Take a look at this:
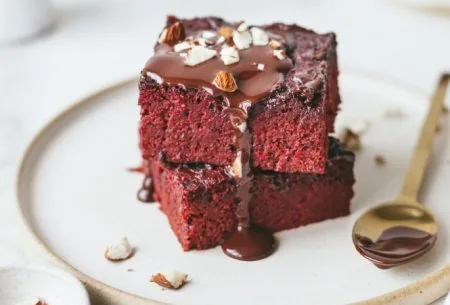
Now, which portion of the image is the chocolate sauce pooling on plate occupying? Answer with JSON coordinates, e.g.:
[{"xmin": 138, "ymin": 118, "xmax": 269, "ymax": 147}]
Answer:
[
  {"xmin": 355, "ymin": 226, "xmax": 436, "ymax": 269},
  {"xmin": 144, "ymin": 23, "xmax": 293, "ymax": 261}
]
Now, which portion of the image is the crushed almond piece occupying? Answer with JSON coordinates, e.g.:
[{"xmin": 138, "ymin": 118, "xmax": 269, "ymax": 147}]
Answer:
[
  {"xmin": 251, "ymin": 27, "xmax": 269, "ymax": 45},
  {"xmin": 216, "ymin": 36, "xmax": 226, "ymax": 44},
  {"xmin": 268, "ymin": 40, "xmax": 282, "ymax": 49},
  {"xmin": 384, "ymin": 107, "xmax": 406, "ymax": 119},
  {"xmin": 220, "ymin": 46, "xmax": 239, "ymax": 65},
  {"xmin": 339, "ymin": 128, "xmax": 361, "ymax": 151},
  {"xmin": 150, "ymin": 271, "xmax": 188, "ymax": 290},
  {"xmin": 348, "ymin": 118, "xmax": 369, "ymax": 135},
  {"xmin": 233, "ymin": 30, "xmax": 252, "ymax": 50},
  {"xmin": 213, "ymin": 71, "xmax": 238, "ymax": 92},
  {"xmin": 173, "ymin": 41, "xmax": 191, "ymax": 52},
  {"xmin": 158, "ymin": 22, "xmax": 185, "ymax": 45},
  {"xmin": 104, "ymin": 237, "xmax": 134, "ymax": 262},
  {"xmin": 230, "ymin": 151, "xmax": 243, "ymax": 178},
  {"xmin": 184, "ymin": 46, "xmax": 217, "ymax": 66},
  {"xmin": 237, "ymin": 22, "xmax": 249, "ymax": 31},
  {"xmin": 218, "ymin": 26, "xmax": 234, "ymax": 39},
  {"xmin": 374, "ymin": 155, "xmax": 386, "ymax": 166},
  {"xmin": 16, "ymin": 298, "xmax": 47, "ymax": 305},
  {"xmin": 273, "ymin": 49, "xmax": 286, "ymax": 60},
  {"xmin": 202, "ymin": 31, "xmax": 216, "ymax": 39}
]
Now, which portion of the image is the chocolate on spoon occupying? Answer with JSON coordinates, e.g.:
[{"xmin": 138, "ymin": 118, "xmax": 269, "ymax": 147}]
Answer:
[{"xmin": 352, "ymin": 73, "xmax": 449, "ymax": 269}]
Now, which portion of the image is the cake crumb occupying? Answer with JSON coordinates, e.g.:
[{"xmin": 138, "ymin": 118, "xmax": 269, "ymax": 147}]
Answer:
[
  {"xmin": 16, "ymin": 298, "xmax": 47, "ymax": 305},
  {"xmin": 150, "ymin": 271, "xmax": 188, "ymax": 290},
  {"xmin": 127, "ymin": 268, "xmax": 134, "ymax": 272},
  {"xmin": 339, "ymin": 128, "xmax": 361, "ymax": 151},
  {"xmin": 348, "ymin": 118, "xmax": 369, "ymax": 135},
  {"xmin": 374, "ymin": 155, "xmax": 386, "ymax": 166},
  {"xmin": 104, "ymin": 237, "xmax": 134, "ymax": 262},
  {"xmin": 384, "ymin": 107, "xmax": 406, "ymax": 119}
]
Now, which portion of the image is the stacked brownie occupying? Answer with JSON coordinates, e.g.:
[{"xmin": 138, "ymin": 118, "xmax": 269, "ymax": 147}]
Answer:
[{"xmin": 137, "ymin": 16, "xmax": 355, "ymax": 257}]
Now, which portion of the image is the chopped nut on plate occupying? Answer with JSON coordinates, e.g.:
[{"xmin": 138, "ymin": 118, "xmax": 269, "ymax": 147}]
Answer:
[
  {"xmin": 348, "ymin": 118, "xmax": 369, "ymax": 135},
  {"xmin": 374, "ymin": 155, "xmax": 386, "ymax": 166},
  {"xmin": 213, "ymin": 71, "xmax": 238, "ymax": 92},
  {"xmin": 384, "ymin": 107, "xmax": 406, "ymax": 119},
  {"xmin": 150, "ymin": 271, "xmax": 188, "ymax": 290},
  {"xmin": 339, "ymin": 128, "xmax": 361, "ymax": 151},
  {"xmin": 16, "ymin": 298, "xmax": 47, "ymax": 305},
  {"xmin": 104, "ymin": 237, "xmax": 134, "ymax": 262}
]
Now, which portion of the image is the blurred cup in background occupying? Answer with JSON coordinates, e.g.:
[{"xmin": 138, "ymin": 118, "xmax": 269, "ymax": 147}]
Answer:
[{"xmin": 0, "ymin": 0, "xmax": 54, "ymax": 44}]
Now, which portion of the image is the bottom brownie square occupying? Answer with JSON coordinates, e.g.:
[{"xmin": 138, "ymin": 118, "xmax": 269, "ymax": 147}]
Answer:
[{"xmin": 150, "ymin": 138, "xmax": 355, "ymax": 251}]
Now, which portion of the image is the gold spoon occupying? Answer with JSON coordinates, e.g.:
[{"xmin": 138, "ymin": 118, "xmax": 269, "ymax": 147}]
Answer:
[{"xmin": 352, "ymin": 73, "xmax": 450, "ymax": 269}]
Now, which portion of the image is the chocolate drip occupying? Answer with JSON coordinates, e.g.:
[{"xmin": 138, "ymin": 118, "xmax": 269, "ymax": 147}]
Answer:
[
  {"xmin": 137, "ymin": 175, "xmax": 155, "ymax": 203},
  {"xmin": 355, "ymin": 226, "xmax": 436, "ymax": 269}
]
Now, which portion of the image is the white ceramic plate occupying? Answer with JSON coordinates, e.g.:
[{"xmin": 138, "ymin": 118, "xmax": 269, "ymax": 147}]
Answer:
[{"xmin": 16, "ymin": 72, "xmax": 450, "ymax": 305}]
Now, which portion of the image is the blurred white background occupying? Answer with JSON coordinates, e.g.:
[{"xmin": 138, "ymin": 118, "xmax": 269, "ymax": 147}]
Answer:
[{"xmin": 0, "ymin": 0, "xmax": 449, "ymax": 303}]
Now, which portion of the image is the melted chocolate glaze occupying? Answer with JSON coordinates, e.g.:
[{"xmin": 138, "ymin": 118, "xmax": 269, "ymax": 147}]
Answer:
[
  {"xmin": 144, "ymin": 44, "xmax": 293, "ymax": 108},
  {"xmin": 355, "ymin": 226, "xmax": 437, "ymax": 269}
]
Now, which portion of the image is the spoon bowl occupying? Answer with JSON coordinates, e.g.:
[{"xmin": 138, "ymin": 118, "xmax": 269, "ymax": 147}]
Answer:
[
  {"xmin": 352, "ymin": 200, "xmax": 438, "ymax": 269},
  {"xmin": 352, "ymin": 73, "xmax": 449, "ymax": 268}
]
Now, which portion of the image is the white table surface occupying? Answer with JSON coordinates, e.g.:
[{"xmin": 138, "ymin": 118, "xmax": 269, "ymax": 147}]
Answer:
[{"xmin": 1, "ymin": 0, "xmax": 449, "ymax": 304}]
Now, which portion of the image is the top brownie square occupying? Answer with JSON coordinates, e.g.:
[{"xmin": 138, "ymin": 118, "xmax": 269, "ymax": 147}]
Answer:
[{"xmin": 139, "ymin": 16, "xmax": 340, "ymax": 174}]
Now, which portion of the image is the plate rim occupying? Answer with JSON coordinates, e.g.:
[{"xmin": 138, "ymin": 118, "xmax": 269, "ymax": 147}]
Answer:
[{"xmin": 15, "ymin": 70, "xmax": 450, "ymax": 305}]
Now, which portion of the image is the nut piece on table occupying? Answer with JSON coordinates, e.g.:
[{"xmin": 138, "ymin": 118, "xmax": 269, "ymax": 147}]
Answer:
[
  {"xmin": 16, "ymin": 298, "xmax": 47, "ymax": 305},
  {"xmin": 150, "ymin": 271, "xmax": 188, "ymax": 290},
  {"xmin": 104, "ymin": 237, "xmax": 134, "ymax": 262},
  {"xmin": 374, "ymin": 155, "xmax": 386, "ymax": 166},
  {"xmin": 339, "ymin": 128, "xmax": 361, "ymax": 151}
]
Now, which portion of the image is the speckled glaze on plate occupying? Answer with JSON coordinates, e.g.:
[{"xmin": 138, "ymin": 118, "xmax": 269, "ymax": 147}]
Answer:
[{"xmin": 16, "ymin": 71, "xmax": 450, "ymax": 305}]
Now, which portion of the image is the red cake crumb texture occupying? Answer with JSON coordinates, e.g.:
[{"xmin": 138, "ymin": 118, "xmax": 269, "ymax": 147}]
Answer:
[
  {"xmin": 151, "ymin": 138, "xmax": 354, "ymax": 250},
  {"xmin": 139, "ymin": 16, "xmax": 340, "ymax": 174}
]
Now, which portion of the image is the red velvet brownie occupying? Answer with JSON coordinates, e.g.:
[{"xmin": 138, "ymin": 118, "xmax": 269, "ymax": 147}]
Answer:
[
  {"xmin": 139, "ymin": 16, "xmax": 340, "ymax": 174},
  {"xmin": 150, "ymin": 138, "xmax": 354, "ymax": 250}
]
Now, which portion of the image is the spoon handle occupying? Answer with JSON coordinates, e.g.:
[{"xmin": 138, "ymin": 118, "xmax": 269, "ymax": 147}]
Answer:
[{"xmin": 398, "ymin": 73, "xmax": 450, "ymax": 202}]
